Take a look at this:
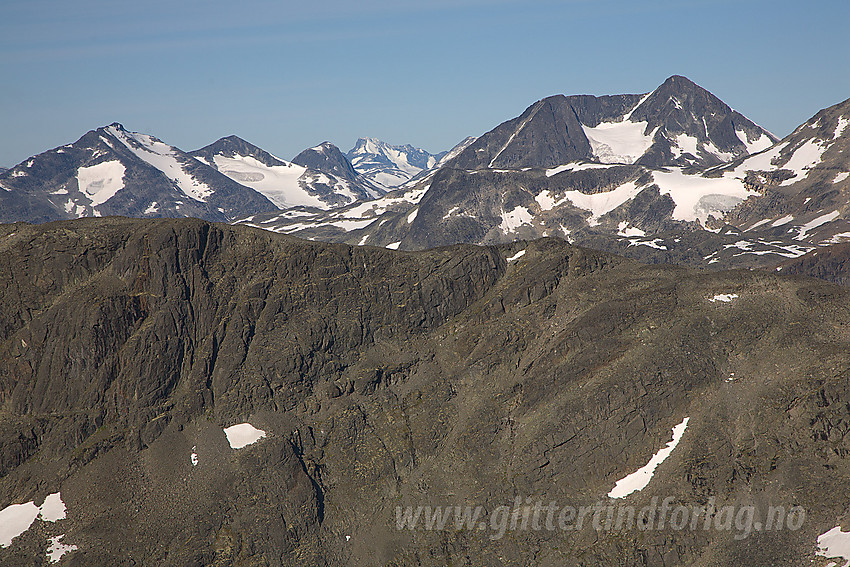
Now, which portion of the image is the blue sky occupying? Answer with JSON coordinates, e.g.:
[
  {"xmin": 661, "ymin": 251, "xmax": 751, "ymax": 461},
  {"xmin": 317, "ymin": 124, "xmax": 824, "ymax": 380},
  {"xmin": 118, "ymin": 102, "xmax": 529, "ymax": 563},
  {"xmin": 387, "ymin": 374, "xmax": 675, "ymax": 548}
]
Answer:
[{"xmin": 2, "ymin": 0, "xmax": 848, "ymax": 166}]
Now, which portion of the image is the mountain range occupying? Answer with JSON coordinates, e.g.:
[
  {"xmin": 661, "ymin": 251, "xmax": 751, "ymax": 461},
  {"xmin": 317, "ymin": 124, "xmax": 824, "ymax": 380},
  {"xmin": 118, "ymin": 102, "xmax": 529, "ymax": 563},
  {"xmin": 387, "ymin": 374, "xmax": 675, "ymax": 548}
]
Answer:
[
  {"xmin": 0, "ymin": 127, "xmax": 452, "ymax": 224},
  {"xmin": 5, "ymin": 75, "xmax": 850, "ymax": 282},
  {"xmin": 239, "ymin": 76, "xmax": 850, "ymax": 278},
  {"xmin": 4, "ymin": 75, "xmax": 850, "ymax": 566},
  {"xmin": 345, "ymin": 137, "xmax": 447, "ymax": 190}
]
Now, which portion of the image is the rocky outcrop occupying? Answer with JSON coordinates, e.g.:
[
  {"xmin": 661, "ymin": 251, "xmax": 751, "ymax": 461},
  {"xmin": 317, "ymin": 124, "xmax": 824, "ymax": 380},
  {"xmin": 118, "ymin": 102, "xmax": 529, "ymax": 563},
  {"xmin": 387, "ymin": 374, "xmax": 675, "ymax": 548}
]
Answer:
[{"xmin": 1, "ymin": 218, "xmax": 850, "ymax": 565}]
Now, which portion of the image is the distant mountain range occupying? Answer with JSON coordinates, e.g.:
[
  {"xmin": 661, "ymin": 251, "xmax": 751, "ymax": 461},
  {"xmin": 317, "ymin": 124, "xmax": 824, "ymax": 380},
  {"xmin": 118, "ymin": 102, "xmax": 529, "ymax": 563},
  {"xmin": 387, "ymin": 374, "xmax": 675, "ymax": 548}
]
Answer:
[
  {"xmin": 0, "ymin": 128, "xmax": 448, "ymax": 224},
  {"xmin": 345, "ymin": 137, "xmax": 447, "ymax": 190},
  {"xmin": 0, "ymin": 124, "xmax": 278, "ymax": 224},
  {"xmin": 3, "ymin": 75, "xmax": 850, "ymax": 281},
  {"xmin": 240, "ymin": 75, "xmax": 850, "ymax": 276}
]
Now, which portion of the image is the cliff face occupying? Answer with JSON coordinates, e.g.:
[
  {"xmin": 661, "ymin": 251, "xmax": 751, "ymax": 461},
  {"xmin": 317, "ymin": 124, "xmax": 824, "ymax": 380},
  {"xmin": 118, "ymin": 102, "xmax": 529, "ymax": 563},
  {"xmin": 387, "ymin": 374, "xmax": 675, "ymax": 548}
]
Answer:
[{"xmin": 1, "ymin": 218, "xmax": 850, "ymax": 566}]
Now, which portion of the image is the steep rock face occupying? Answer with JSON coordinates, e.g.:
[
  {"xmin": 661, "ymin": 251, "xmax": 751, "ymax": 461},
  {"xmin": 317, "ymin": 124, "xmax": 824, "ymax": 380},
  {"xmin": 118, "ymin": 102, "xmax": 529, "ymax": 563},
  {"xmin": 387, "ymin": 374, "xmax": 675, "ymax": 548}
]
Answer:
[
  {"xmin": 449, "ymin": 95, "xmax": 602, "ymax": 169},
  {"xmin": 779, "ymin": 242, "xmax": 850, "ymax": 285},
  {"xmin": 1, "ymin": 219, "xmax": 850, "ymax": 565},
  {"xmin": 631, "ymin": 75, "xmax": 776, "ymax": 168}
]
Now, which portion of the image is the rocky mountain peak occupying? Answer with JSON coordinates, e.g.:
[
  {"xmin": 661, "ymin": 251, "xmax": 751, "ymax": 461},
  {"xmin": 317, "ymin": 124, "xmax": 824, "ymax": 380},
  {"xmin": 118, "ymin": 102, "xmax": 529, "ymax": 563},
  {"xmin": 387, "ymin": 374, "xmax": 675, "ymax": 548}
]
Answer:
[
  {"xmin": 291, "ymin": 142, "xmax": 362, "ymax": 186},
  {"xmin": 192, "ymin": 135, "xmax": 287, "ymax": 168}
]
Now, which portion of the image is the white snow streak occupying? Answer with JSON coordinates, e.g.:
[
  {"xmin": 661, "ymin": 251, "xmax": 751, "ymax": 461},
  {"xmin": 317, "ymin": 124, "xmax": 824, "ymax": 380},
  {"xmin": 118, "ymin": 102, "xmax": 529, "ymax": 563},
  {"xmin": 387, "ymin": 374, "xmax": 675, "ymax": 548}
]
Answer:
[
  {"xmin": 489, "ymin": 103, "xmax": 542, "ymax": 168},
  {"xmin": 796, "ymin": 211, "xmax": 840, "ymax": 240},
  {"xmin": 608, "ymin": 417, "xmax": 689, "ymax": 499},
  {"xmin": 107, "ymin": 126, "xmax": 214, "ymax": 202}
]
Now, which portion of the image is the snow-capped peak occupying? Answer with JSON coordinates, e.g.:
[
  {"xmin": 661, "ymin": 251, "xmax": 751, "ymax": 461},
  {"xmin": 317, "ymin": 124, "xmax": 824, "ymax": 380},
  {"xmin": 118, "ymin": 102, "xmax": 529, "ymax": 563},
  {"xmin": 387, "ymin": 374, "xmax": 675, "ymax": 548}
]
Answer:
[{"xmin": 346, "ymin": 138, "xmax": 447, "ymax": 190}]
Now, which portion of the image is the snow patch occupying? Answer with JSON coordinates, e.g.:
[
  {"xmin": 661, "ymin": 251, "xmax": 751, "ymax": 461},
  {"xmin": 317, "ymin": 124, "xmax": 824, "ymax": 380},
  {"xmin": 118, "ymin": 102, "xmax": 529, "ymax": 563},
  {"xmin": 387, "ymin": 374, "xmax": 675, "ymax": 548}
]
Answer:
[
  {"xmin": 617, "ymin": 221, "xmax": 645, "ymax": 237},
  {"xmin": 608, "ymin": 417, "xmax": 689, "ymax": 499},
  {"xmin": 581, "ymin": 120, "xmax": 658, "ymax": 164},
  {"xmin": 0, "ymin": 502, "xmax": 40, "ymax": 548},
  {"xmin": 47, "ymin": 535, "xmax": 77, "ymax": 563},
  {"xmin": 223, "ymin": 423, "xmax": 267, "ymax": 449},
  {"xmin": 834, "ymin": 172, "xmax": 850, "ymax": 184},
  {"xmin": 670, "ymin": 133, "xmax": 699, "ymax": 160},
  {"xmin": 499, "ymin": 206, "xmax": 534, "ymax": 233},
  {"xmin": 77, "ymin": 160, "xmax": 126, "ymax": 206},
  {"xmin": 406, "ymin": 208, "xmax": 418, "ymax": 224},
  {"xmin": 39, "ymin": 493, "xmax": 67, "ymax": 522},
  {"xmin": 562, "ymin": 181, "xmax": 644, "ymax": 226},
  {"xmin": 191, "ymin": 446, "xmax": 199, "ymax": 466},
  {"xmin": 817, "ymin": 526, "xmax": 850, "ymax": 567},
  {"xmin": 709, "ymin": 294, "xmax": 738, "ymax": 303},
  {"xmin": 651, "ymin": 168, "xmax": 755, "ymax": 224},
  {"xmin": 735, "ymin": 129, "xmax": 774, "ymax": 154},
  {"xmin": 0, "ymin": 492, "xmax": 68, "ymax": 548},
  {"xmin": 701, "ymin": 140, "xmax": 734, "ymax": 162},
  {"xmin": 822, "ymin": 232, "xmax": 850, "ymax": 245},
  {"xmin": 506, "ymin": 249, "xmax": 526, "ymax": 262},
  {"xmin": 386, "ymin": 241, "xmax": 401, "ymax": 250},
  {"xmin": 535, "ymin": 190, "xmax": 558, "ymax": 210},
  {"xmin": 779, "ymin": 138, "xmax": 830, "ymax": 186},
  {"xmin": 796, "ymin": 211, "xmax": 840, "ymax": 240}
]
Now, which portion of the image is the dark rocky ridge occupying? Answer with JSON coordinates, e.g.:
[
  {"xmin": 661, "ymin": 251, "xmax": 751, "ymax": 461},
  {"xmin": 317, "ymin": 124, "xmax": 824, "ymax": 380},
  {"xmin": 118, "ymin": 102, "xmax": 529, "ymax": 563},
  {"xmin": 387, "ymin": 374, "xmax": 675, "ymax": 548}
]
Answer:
[
  {"xmin": 1, "ymin": 219, "xmax": 850, "ymax": 565},
  {"xmin": 191, "ymin": 134, "xmax": 292, "ymax": 169},
  {"xmin": 779, "ymin": 242, "xmax": 850, "ymax": 285}
]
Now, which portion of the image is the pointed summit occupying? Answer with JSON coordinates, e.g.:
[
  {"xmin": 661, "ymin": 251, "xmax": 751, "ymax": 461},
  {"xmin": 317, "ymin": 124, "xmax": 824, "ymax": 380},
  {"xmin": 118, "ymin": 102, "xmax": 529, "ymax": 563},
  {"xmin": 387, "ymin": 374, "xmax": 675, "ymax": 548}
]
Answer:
[
  {"xmin": 450, "ymin": 76, "xmax": 777, "ymax": 170},
  {"xmin": 192, "ymin": 135, "xmax": 288, "ymax": 168},
  {"xmin": 292, "ymin": 142, "xmax": 365, "ymax": 189}
]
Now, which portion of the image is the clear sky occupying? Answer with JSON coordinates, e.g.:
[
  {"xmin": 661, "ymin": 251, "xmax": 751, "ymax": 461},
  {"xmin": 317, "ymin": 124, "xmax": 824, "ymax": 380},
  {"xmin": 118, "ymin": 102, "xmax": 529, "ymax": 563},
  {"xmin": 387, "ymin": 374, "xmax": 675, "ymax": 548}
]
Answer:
[{"xmin": 2, "ymin": 0, "xmax": 848, "ymax": 167}]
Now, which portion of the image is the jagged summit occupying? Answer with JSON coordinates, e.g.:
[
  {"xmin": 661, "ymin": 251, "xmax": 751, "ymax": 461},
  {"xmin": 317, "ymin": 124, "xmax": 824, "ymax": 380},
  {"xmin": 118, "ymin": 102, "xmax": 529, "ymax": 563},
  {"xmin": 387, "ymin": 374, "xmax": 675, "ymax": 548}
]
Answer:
[
  {"xmin": 451, "ymin": 75, "xmax": 777, "ymax": 170},
  {"xmin": 346, "ymin": 137, "xmax": 447, "ymax": 190}
]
